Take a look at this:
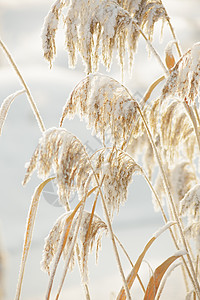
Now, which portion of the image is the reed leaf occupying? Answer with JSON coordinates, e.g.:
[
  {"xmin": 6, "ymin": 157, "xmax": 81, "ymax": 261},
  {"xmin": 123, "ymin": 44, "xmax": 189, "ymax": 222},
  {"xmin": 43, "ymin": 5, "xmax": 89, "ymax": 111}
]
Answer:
[
  {"xmin": 143, "ymin": 250, "xmax": 187, "ymax": 300},
  {"xmin": 15, "ymin": 177, "xmax": 55, "ymax": 300},
  {"xmin": 0, "ymin": 89, "xmax": 25, "ymax": 136},
  {"xmin": 117, "ymin": 222, "xmax": 176, "ymax": 300}
]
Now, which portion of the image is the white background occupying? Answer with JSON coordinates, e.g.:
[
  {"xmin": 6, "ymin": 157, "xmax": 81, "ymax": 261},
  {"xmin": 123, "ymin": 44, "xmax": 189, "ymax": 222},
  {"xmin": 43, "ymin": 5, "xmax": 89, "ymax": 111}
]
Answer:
[{"xmin": 0, "ymin": 0, "xmax": 200, "ymax": 299}]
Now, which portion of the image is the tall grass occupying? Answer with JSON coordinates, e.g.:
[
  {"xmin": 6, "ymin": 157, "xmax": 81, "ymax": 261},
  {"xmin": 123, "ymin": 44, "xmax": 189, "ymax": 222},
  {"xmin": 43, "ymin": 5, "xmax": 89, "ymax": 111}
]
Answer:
[{"xmin": 0, "ymin": 0, "xmax": 200, "ymax": 299}]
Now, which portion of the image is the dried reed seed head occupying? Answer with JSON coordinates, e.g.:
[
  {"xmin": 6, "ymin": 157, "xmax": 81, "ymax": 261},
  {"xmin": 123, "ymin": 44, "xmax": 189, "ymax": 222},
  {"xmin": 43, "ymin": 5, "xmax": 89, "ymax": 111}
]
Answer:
[
  {"xmin": 148, "ymin": 98, "xmax": 161, "ymax": 137},
  {"xmin": 160, "ymin": 100, "xmax": 194, "ymax": 162},
  {"xmin": 162, "ymin": 43, "xmax": 200, "ymax": 104},
  {"xmin": 170, "ymin": 161, "xmax": 197, "ymax": 205},
  {"xmin": 117, "ymin": 0, "xmax": 140, "ymax": 17},
  {"xmin": 41, "ymin": 213, "xmax": 65, "ymax": 274},
  {"xmin": 140, "ymin": 1, "xmax": 166, "ymax": 41},
  {"xmin": 180, "ymin": 184, "xmax": 200, "ymax": 253},
  {"xmin": 184, "ymin": 222, "xmax": 200, "ymax": 254},
  {"xmin": 41, "ymin": 0, "xmax": 66, "ymax": 67},
  {"xmin": 167, "ymin": 113, "xmax": 192, "ymax": 162},
  {"xmin": 41, "ymin": 211, "xmax": 107, "ymax": 283},
  {"xmin": 103, "ymin": 150, "xmax": 141, "ymax": 217},
  {"xmin": 24, "ymin": 128, "xmax": 91, "ymax": 206},
  {"xmin": 61, "ymin": 74, "xmax": 138, "ymax": 146},
  {"xmin": 42, "ymin": 0, "xmax": 167, "ymax": 72},
  {"xmin": 65, "ymin": 0, "xmax": 139, "ymax": 73},
  {"xmin": 126, "ymin": 133, "xmax": 147, "ymax": 158},
  {"xmin": 180, "ymin": 184, "xmax": 200, "ymax": 218},
  {"xmin": 143, "ymin": 141, "xmax": 155, "ymax": 179},
  {"xmin": 160, "ymin": 100, "xmax": 178, "ymax": 149},
  {"xmin": 79, "ymin": 211, "xmax": 107, "ymax": 283},
  {"xmin": 152, "ymin": 170, "xmax": 165, "ymax": 211},
  {"xmin": 184, "ymin": 134, "xmax": 196, "ymax": 162}
]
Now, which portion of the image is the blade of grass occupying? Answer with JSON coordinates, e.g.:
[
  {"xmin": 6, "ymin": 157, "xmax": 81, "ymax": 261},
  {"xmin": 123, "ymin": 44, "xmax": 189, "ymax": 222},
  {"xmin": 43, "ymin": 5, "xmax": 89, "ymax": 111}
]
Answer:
[
  {"xmin": 0, "ymin": 89, "xmax": 25, "ymax": 136},
  {"xmin": 144, "ymin": 251, "xmax": 187, "ymax": 300},
  {"xmin": 0, "ymin": 39, "xmax": 45, "ymax": 132},
  {"xmin": 15, "ymin": 177, "xmax": 55, "ymax": 300},
  {"xmin": 117, "ymin": 222, "xmax": 176, "ymax": 300}
]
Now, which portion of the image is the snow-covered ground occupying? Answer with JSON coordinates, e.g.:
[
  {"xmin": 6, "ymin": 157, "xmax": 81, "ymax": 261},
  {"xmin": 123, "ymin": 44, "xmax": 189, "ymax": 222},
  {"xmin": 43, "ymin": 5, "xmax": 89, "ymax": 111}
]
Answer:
[{"xmin": 0, "ymin": 0, "xmax": 199, "ymax": 299}]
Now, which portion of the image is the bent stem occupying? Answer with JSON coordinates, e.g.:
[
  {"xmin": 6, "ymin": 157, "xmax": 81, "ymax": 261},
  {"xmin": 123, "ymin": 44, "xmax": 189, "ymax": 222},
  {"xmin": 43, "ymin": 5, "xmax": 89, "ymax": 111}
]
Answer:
[
  {"xmin": 164, "ymin": 11, "xmax": 182, "ymax": 57},
  {"xmin": 131, "ymin": 20, "xmax": 169, "ymax": 77},
  {"xmin": 114, "ymin": 234, "xmax": 146, "ymax": 294},
  {"xmin": 136, "ymin": 104, "xmax": 200, "ymax": 299},
  {"xmin": 0, "ymin": 39, "xmax": 45, "ymax": 132}
]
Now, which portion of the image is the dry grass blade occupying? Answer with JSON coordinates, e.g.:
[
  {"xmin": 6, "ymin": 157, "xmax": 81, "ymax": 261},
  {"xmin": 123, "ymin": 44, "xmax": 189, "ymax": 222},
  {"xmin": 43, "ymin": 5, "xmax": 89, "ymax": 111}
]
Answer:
[
  {"xmin": 0, "ymin": 39, "xmax": 45, "ymax": 132},
  {"xmin": 15, "ymin": 177, "xmax": 55, "ymax": 300},
  {"xmin": 165, "ymin": 41, "xmax": 176, "ymax": 70},
  {"xmin": 117, "ymin": 222, "xmax": 175, "ymax": 300},
  {"xmin": 143, "ymin": 250, "xmax": 187, "ymax": 300},
  {"xmin": 156, "ymin": 261, "xmax": 182, "ymax": 300},
  {"xmin": 0, "ymin": 89, "xmax": 25, "ymax": 136},
  {"xmin": 141, "ymin": 76, "xmax": 164, "ymax": 107}
]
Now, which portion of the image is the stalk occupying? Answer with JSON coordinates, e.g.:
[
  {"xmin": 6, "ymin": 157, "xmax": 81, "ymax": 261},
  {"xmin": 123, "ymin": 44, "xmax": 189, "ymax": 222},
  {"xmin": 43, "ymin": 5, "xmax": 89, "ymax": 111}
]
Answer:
[
  {"xmin": 54, "ymin": 202, "xmax": 86, "ymax": 300},
  {"xmin": 0, "ymin": 39, "xmax": 45, "ymax": 132},
  {"xmin": 131, "ymin": 20, "xmax": 169, "ymax": 77},
  {"xmin": 84, "ymin": 151, "xmax": 132, "ymax": 300},
  {"xmin": 114, "ymin": 234, "xmax": 146, "ymax": 294},
  {"xmin": 136, "ymin": 103, "xmax": 200, "ymax": 298}
]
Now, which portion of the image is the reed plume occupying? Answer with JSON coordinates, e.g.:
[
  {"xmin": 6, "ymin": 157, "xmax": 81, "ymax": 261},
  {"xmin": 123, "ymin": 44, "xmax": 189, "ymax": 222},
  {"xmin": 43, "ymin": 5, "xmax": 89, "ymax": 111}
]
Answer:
[
  {"xmin": 42, "ymin": 0, "xmax": 168, "ymax": 73},
  {"xmin": 162, "ymin": 43, "xmax": 200, "ymax": 104},
  {"xmin": 60, "ymin": 74, "xmax": 138, "ymax": 146},
  {"xmin": 23, "ymin": 128, "xmax": 92, "ymax": 206},
  {"xmin": 41, "ymin": 211, "xmax": 107, "ymax": 283}
]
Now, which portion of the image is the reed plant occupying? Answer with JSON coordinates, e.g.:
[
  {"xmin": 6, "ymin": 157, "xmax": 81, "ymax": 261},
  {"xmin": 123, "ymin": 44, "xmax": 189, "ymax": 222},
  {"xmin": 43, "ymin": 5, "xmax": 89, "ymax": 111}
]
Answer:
[{"xmin": 0, "ymin": 0, "xmax": 200, "ymax": 299}]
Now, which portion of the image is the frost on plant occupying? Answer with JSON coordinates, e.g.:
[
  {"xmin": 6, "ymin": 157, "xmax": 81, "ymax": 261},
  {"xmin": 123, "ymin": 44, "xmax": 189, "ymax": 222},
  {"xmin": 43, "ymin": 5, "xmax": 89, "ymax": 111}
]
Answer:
[
  {"xmin": 103, "ymin": 150, "xmax": 141, "ymax": 217},
  {"xmin": 60, "ymin": 73, "xmax": 138, "ymax": 146},
  {"xmin": 23, "ymin": 128, "xmax": 92, "ymax": 206},
  {"xmin": 180, "ymin": 184, "xmax": 200, "ymax": 253},
  {"xmin": 162, "ymin": 43, "xmax": 200, "ymax": 104},
  {"xmin": 41, "ymin": 211, "xmax": 107, "ymax": 284},
  {"xmin": 42, "ymin": 0, "xmax": 168, "ymax": 72}
]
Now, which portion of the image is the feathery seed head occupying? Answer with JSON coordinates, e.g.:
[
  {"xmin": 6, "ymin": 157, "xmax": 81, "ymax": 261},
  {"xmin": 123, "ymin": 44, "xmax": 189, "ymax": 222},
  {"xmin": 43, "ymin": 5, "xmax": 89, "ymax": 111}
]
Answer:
[
  {"xmin": 180, "ymin": 184, "xmax": 200, "ymax": 253},
  {"xmin": 61, "ymin": 74, "xmax": 138, "ymax": 146},
  {"xmin": 41, "ymin": 211, "xmax": 107, "ymax": 283},
  {"xmin": 42, "ymin": 0, "xmax": 167, "ymax": 72},
  {"xmin": 103, "ymin": 150, "xmax": 141, "ymax": 217},
  {"xmin": 23, "ymin": 128, "xmax": 91, "ymax": 206},
  {"xmin": 162, "ymin": 43, "xmax": 200, "ymax": 104}
]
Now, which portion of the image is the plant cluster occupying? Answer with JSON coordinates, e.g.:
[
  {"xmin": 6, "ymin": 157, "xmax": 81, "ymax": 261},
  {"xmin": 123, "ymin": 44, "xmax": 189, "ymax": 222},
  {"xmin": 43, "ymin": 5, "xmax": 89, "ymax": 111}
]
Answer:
[{"xmin": 0, "ymin": 0, "xmax": 200, "ymax": 299}]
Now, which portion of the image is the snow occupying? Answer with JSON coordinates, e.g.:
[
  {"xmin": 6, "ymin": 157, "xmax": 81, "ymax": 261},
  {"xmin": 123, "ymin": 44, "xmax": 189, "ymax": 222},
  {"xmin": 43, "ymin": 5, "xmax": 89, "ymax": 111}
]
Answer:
[
  {"xmin": 153, "ymin": 221, "xmax": 176, "ymax": 239},
  {"xmin": 0, "ymin": 0, "xmax": 199, "ymax": 299}
]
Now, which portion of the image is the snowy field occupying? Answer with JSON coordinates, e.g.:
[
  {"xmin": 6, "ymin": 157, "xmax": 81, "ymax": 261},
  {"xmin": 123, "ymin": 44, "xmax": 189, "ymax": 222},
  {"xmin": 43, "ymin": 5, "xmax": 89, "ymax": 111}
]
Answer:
[{"xmin": 0, "ymin": 0, "xmax": 199, "ymax": 299}]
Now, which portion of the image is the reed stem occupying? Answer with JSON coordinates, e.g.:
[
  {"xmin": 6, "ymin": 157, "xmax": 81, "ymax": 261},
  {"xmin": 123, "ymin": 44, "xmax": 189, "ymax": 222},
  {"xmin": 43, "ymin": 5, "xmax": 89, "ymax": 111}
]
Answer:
[{"xmin": 0, "ymin": 39, "xmax": 45, "ymax": 132}]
